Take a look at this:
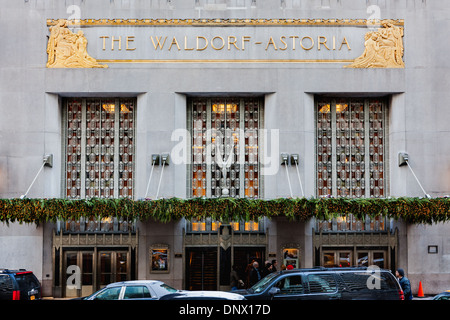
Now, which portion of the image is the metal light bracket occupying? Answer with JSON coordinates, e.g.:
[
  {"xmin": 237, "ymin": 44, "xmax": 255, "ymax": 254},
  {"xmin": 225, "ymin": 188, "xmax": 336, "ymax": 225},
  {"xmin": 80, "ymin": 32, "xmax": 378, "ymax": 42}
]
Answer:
[
  {"xmin": 281, "ymin": 153, "xmax": 289, "ymax": 165},
  {"xmin": 151, "ymin": 154, "xmax": 160, "ymax": 165},
  {"xmin": 398, "ymin": 152, "xmax": 409, "ymax": 167},
  {"xmin": 161, "ymin": 153, "xmax": 169, "ymax": 165},
  {"xmin": 43, "ymin": 154, "xmax": 53, "ymax": 168}
]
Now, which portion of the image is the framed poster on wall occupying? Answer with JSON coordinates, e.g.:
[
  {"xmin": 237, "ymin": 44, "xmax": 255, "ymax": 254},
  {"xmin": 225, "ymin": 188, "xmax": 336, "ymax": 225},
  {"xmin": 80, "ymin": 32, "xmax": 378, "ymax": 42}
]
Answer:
[
  {"xmin": 283, "ymin": 248, "xmax": 299, "ymax": 269},
  {"xmin": 150, "ymin": 245, "xmax": 169, "ymax": 273}
]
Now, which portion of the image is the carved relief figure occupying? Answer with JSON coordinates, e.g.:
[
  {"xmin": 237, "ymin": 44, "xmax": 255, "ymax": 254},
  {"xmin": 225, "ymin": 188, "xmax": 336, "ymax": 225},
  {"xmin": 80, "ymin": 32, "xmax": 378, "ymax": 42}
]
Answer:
[
  {"xmin": 46, "ymin": 19, "xmax": 107, "ymax": 68},
  {"xmin": 345, "ymin": 20, "xmax": 404, "ymax": 68}
]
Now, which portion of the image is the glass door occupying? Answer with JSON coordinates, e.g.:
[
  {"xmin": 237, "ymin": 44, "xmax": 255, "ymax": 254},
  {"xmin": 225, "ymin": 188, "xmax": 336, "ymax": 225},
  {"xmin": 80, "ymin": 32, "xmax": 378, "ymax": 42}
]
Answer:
[
  {"xmin": 64, "ymin": 251, "xmax": 79, "ymax": 298},
  {"xmin": 185, "ymin": 248, "xmax": 218, "ymax": 291},
  {"xmin": 357, "ymin": 251, "xmax": 369, "ymax": 267},
  {"xmin": 372, "ymin": 251, "xmax": 386, "ymax": 269},
  {"xmin": 321, "ymin": 250, "xmax": 352, "ymax": 267},
  {"xmin": 356, "ymin": 250, "xmax": 387, "ymax": 268},
  {"xmin": 98, "ymin": 252, "xmax": 112, "ymax": 288},
  {"xmin": 81, "ymin": 252, "xmax": 94, "ymax": 296},
  {"xmin": 63, "ymin": 251, "xmax": 94, "ymax": 298},
  {"xmin": 338, "ymin": 251, "xmax": 352, "ymax": 268},
  {"xmin": 98, "ymin": 251, "xmax": 129, "ymax": 288},
  {"xmin": 115, "ymin": 252, "xmax": 128, "ymax": 282}
]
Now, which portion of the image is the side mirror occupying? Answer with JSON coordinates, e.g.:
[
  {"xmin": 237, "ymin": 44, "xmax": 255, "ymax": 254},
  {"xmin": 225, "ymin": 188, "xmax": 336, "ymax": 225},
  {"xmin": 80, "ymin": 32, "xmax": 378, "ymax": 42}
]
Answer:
[{"xmin": 268, "ymin": 287, "xmax": 280, "ymax": 296}]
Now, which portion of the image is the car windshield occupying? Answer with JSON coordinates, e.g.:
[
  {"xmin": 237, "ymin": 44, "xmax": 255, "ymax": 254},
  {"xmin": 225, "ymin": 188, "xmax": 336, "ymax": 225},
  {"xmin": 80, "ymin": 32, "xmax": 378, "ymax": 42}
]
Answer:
[
  {"xmin": 159, "ymin": 283, "xmax": 178, "ymax": 293},
  {"xmin": 250, "ymin": 273, "xmax": 279, "ymax": 293}
]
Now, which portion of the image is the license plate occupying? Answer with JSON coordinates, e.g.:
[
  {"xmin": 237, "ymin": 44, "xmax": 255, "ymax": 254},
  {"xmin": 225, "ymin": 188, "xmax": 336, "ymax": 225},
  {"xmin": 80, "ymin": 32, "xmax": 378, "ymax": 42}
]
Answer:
[{"xmin": 30, "ymin": 295, "xmax": 35, "ymax": 300}]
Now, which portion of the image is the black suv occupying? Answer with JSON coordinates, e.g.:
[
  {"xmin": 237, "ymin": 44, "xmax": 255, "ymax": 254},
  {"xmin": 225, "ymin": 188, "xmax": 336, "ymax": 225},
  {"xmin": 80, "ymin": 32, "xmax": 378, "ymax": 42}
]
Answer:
[
  {"xmin": 0, "ymin": 269, "xmax": 41, "ymax": 300},
  {"xmin": 236, "ymin": 267, "xmax": 404, "ymax": 300}
]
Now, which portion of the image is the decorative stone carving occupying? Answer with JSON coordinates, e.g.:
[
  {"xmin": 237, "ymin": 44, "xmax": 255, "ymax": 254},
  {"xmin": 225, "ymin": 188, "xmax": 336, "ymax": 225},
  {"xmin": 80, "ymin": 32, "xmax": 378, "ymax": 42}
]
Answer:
[
  {"xmin": 219, "ymin": 225, "xmax": 232, "ymax": 250},
  {"xmin": 345, "ymin": 20, "xmax": 404, "ymax": 68},
  {"xmin": 53, "ymin": 230, "xmax": 138, "ymax": 249},
  {"xmin": 46, "ymin": 19, "xmax": 107, "ymax": 68}
]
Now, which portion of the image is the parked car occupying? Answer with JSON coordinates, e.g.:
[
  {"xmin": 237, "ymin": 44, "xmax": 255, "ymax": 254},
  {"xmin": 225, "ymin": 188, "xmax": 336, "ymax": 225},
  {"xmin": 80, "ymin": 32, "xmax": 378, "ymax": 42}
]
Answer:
[
  {"xmin": 0, "ymin": 269, "xmax": 42, "ymax": 300},
  {"xmin": 234, "ymin": 267, "xmax": 404, "ymax": 300},
  {"xmin": 433, "ymin": 290, "xmax": 450, "ymax": 300},
  {"xmin": 80, "ymin": 280, "xmax": 244, "ymax": 300},
  {"xmin": 81, "ymin": 280, "xmax": 178, "ymax": 300},
  {"xmin": 159, "ymin": 291, "xmax": 245, "ymax": 300}
]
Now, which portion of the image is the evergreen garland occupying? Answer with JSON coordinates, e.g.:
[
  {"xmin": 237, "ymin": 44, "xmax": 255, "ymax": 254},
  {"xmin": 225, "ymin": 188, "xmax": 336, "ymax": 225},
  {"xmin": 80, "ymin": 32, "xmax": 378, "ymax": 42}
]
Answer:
[{"xmin": 0, "ymin": 197, "xmax": 449, "ymax": 225}]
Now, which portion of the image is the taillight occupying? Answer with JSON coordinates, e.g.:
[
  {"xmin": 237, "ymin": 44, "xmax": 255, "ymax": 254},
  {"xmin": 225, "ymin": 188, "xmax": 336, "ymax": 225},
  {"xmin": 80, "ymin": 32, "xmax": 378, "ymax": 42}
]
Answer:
[
  {"xmin": 12, "ymin": 290, "xmax": 20, "ymax": 300},
  {"xmin": 398, "ymin": 289, "xmax": 405, "ymax": 300}
]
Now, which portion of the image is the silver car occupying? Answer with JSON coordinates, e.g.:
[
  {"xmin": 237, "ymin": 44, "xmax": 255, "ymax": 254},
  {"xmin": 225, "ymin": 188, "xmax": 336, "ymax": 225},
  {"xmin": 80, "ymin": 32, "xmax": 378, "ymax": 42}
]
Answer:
[{"xmin": 82, "ymin": 280, "xmax": 244, "ymax": 300}]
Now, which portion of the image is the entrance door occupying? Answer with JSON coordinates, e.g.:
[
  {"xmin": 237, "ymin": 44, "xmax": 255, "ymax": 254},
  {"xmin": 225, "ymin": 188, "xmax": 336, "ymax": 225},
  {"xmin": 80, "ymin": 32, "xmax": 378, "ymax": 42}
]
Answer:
[
  {"xmin": 356, "ymin": 250, "xmax": 387, "ymax": 268},
  {"xmin": 233, "ymin": 247, "xmax": 265, "ymax": 288},
  {"xmin": 63, "ymin": 251, "xmax": 94, "ymax": 298},
  {"xmin": 185, "ymin": 248, "xmax": 217, "ymax": 291},
  {"xmin": 322, "ymin": 250, "xmax": 353, "ymax": 268},
  {"xmin": 98, "ymin": 251, "xmax": 129, "ymax": 288},
  {"xmin": 321, "ymin": 249, "xmax": 388, "ymax": 268}
]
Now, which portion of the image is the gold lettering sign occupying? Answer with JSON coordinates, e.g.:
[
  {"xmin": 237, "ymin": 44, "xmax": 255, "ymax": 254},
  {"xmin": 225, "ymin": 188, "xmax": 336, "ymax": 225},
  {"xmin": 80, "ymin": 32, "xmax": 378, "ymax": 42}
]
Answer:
[
  {"xmin": 345, "ymin": 20, "xmax": 404, "ymax": 68},
  {"xmin": 46, "ymin": 18, "xmax": 404, "ymax": 68},
  {"xmin": 46, "ymin": 19, "xmax": 107, "ymax": 68}
]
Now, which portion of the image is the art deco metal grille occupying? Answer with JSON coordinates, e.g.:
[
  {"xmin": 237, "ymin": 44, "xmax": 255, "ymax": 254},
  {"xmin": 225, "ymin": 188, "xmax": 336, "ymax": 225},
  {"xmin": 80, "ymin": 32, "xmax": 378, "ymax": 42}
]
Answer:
[
  {"xmin": 189, "ymin": 97, "xmax": 262, "ymax": 199},
  {"xmin": 65, "ymin": 98, "xmax": 135, "ymax": 199},
  {"xmin": 316, "ymin": 97, "xmax": 387, "ymax": 198},
  {"xmin": 192, "ymin": 99, "xmax": 207, "ymax": 198},
  {"xmin": 66, "ymin": 100, "xmax": 83, "ymax": 199}
]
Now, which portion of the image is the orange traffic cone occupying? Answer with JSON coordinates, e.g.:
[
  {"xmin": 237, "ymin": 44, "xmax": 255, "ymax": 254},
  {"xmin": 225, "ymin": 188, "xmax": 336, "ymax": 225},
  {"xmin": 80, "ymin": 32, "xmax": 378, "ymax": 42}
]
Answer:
[{"xmin": 417, "ymin": 281, "xmax": 424, "ymax": 298}]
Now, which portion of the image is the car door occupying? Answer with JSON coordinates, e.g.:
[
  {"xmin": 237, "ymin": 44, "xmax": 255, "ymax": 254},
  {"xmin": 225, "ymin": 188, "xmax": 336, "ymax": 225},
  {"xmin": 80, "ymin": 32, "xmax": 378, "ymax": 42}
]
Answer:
[
  {"xmin": 304, "ymin": 273, "xmax": 340, "ymax": 300},
  {"xmin": 271, "ymin": 274, "xmax": 308, "ymax": 300}
]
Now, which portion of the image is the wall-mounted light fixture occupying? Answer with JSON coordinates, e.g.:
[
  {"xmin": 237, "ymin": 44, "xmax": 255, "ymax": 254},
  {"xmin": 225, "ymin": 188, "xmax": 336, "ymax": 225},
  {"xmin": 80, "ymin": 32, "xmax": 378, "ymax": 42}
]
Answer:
[
  {"xmin": 20, "ymin": 154, "xmax": 53, "ymax": 199},
  {"xmin": 144, "ymin": 155, "xmax": 162, "ymax": 199},
  {"xmin": 152, "ymin": 154, "xmax": 160, "ymax": 166},
  {"xmin": 280, "ymin": 153, "xmax": 306, "ymax": 198},
  {"xmin": 155, "ymin": 153, "xmax": 170, "ymax": 199},
  {"xmin": 281, "ymin": 153, "xmax": 293, "ymax": 197},
  {"xmin": 398, "ymin": 152, "xmax": 431, "ymax": 198},
  {"xmin": 161, "ymin": 153, "xmax": 169, "ymax": 165},
  {"xmin": 290, "ymin": 154, "xmax": 304, "ymax": 197},
  {"xmin": 43, "ymin": 154, "xmax": 53, "ymax": 168},
  {"xmin": 398, "ymin": 152, "xmax": 409, "ymax": 167},
  {"xmin": 281, "ymin": 153, "xmax": 289, "ymax": 165}
]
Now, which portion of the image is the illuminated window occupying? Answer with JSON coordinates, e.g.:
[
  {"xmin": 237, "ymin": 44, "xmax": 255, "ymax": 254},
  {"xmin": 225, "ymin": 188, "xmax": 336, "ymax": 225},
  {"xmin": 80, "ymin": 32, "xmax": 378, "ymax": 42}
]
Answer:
[
  {"xmin": 189, "ymin": 97, "xmax": 263, "ymax": 199},
  {"xmin": 191, "ymin": 220, "xmax": 206, "ymax": 232},
  {"xmin": 244, "ymin": 221, "xmax": 259, "ymax": 231},
  {"xmin": 186, "ymin": 218, "xmax": 264, "ymax": 233},
  {"xmin": 316, "ymin": 214, "xmax": 386, "ymax": 232},
  {"xmin": 64, "ymin": 98, "xmax": 135, "ymax": 199},
  {"xmin": 316, "ymin": 97, "xmax": 387, "ymax": 198}
]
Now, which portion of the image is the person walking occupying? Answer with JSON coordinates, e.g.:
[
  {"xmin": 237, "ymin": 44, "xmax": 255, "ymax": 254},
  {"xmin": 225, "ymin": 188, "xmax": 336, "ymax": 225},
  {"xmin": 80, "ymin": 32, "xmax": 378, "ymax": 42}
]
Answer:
[
  {"xmin": 261, "ymin": 261, "xmax": 273, "ymax": 278},
  {"xmin": 230, "ymin": 265, "xmax": 244, "ymax": 291},
  {"xmin": 396, "ymin": 268, "xmax": 413, "ymax": 300},
  {"xmin": 245, "ymin": 259, "xmax": 256, "ymax": 288},
  {"xmin": 249, "ymin": 261, "xmax": 262, "ymax": 287},
  {"xmin": 271, "ymin": 259, "xmax": 278, "ymax": 273}
]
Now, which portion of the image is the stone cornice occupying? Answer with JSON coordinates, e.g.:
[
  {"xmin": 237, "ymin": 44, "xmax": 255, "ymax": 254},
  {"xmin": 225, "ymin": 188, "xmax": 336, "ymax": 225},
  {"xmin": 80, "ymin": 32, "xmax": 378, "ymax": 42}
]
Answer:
[{"xmin": 46, "ymin": 18, "xmax": 404, "ymax": 27}]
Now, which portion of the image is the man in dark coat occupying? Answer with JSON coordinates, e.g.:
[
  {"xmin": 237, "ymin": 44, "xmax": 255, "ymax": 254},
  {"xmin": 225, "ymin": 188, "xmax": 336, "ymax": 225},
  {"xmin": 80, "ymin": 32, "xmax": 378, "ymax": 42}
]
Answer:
[
  {"xmin": 396, "ymin": 268, "xmax": 413, "ymax": 300},
  {"xmin": 249, "ymin": 261, "xmax": 262, "ymax": 287}
]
